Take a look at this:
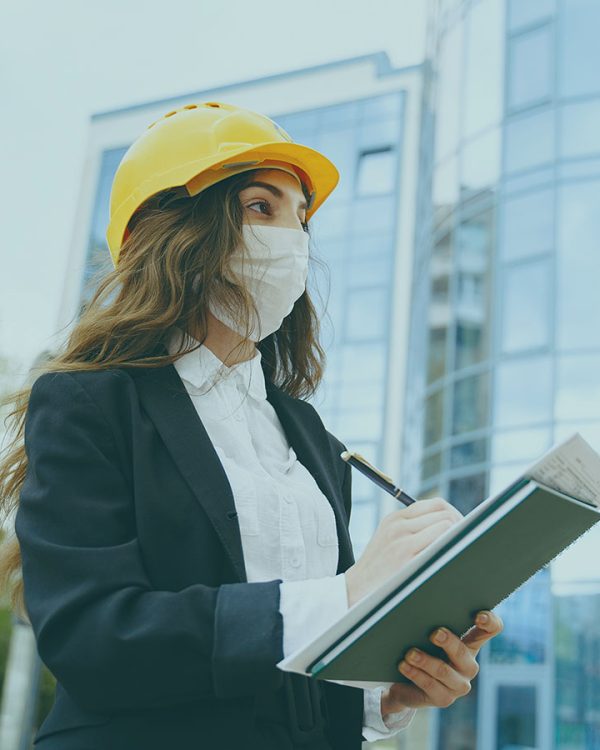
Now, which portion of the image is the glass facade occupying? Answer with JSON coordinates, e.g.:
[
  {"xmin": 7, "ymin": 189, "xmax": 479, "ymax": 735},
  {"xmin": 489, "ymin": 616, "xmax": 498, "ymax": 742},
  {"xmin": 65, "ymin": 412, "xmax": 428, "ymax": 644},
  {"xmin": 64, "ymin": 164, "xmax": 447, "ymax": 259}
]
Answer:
[{"xmin": 404, "ymin": 0, "xmax": 600, "ymax": 745}]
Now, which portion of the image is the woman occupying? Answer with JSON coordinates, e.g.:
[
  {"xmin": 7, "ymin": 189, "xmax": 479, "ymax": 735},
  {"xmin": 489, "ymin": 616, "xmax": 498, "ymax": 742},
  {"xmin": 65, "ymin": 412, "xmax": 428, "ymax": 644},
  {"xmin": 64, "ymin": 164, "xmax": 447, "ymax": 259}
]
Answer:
[{"xmin": 0, "ymin": 101, "xmax": 502, "ymax": 749}]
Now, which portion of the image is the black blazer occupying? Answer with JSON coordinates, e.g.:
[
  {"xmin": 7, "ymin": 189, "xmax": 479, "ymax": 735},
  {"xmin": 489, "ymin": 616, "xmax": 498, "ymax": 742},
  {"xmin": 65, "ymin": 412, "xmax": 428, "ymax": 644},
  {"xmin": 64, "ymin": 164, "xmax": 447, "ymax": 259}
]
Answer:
[{"xmin": 15, "ymin": 348, "xmax": 366, "ymax": 750}]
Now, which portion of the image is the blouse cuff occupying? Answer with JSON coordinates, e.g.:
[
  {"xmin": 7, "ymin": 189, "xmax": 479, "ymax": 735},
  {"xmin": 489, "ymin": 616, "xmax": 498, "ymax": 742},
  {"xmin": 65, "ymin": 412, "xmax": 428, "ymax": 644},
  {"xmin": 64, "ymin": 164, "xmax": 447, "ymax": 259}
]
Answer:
[
  {"xmin": 362, "ymin": 685, "xmax": 417, "ymax": 741},
  {"xmin": 279, "ymin": 573, "xmax": 349, "ymax": 657}
]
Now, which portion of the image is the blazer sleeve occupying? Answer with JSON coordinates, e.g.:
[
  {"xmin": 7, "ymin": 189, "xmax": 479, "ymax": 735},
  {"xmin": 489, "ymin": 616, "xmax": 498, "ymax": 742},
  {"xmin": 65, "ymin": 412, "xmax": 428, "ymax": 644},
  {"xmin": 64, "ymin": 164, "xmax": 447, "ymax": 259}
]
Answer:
[{"xmin": 15, "ymin": 371, "xmax": 284, "ymax": 714}]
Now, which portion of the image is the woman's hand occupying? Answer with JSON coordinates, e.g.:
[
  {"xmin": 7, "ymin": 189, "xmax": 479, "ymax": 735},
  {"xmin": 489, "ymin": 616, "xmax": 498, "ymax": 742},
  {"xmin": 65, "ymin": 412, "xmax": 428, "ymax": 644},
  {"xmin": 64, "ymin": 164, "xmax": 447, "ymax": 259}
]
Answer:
[
  {"xmin": 344, "ymin": 497, "xmax": 463, "ymax": 608},
  {"xmin": 381, "ymin": 609, "xmax": 504, "ymax": 717}
]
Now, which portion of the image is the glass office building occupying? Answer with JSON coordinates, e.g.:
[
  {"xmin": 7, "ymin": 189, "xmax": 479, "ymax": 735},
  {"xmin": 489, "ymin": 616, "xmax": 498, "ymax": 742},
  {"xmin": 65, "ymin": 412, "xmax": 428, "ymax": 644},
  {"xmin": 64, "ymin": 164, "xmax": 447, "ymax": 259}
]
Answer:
[{"xmin": 402, "ymin": 0, "xmax": 600, "ymax": 746}]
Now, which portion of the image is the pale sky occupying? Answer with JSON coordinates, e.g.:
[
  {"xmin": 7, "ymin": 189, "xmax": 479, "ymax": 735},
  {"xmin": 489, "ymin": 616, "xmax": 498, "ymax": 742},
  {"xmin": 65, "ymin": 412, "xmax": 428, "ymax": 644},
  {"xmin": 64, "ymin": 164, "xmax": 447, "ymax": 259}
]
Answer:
[{"xmin": 0, "ymin": 0, "xmax": 428, "ymax": 379}]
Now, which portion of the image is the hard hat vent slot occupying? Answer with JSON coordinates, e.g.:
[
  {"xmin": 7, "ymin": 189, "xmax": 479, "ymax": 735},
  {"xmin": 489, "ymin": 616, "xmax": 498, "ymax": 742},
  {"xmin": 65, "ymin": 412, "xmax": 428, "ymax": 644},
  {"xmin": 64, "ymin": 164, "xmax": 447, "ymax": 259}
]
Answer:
[
  {"xmin": 205, "ymin": 103, "xmax": 221, "ymax": 108},
  {"xmin": 184, "ymin": 104, "xmax": 198, "ymax": 110}
]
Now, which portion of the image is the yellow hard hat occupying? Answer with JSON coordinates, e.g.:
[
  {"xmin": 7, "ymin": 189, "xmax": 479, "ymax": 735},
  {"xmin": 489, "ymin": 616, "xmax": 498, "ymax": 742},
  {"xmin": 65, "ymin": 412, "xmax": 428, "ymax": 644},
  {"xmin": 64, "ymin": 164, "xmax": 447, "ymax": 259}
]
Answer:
[{"xmin": 105, "ymin": 100, "xmax": 340, "ymax": 267}]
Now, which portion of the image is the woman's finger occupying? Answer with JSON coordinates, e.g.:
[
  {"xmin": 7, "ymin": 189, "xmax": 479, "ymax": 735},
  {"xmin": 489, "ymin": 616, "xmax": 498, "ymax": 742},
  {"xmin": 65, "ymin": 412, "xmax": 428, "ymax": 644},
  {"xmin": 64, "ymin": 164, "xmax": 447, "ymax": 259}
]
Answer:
[
  {"xmin": 408, "ymin": 519, "xmax": 457, "ymax": 555},
  {"xmin": 462, "ymin": 610, "xmax": 504, "ymax": 652},
  {"xmin": 402, "ymin": 509, "xmax": 462, "ymax": 535},
  {"xmin": 402, "ymin": 646, "xmax": 472, "ymax": 694},
  {"xmin": 398, "ymin": 659, "xmax": 466, "ymax": 708},
  {"xmin": 428, "ymin": 626, "xmax": 480, "ymax": 680}
]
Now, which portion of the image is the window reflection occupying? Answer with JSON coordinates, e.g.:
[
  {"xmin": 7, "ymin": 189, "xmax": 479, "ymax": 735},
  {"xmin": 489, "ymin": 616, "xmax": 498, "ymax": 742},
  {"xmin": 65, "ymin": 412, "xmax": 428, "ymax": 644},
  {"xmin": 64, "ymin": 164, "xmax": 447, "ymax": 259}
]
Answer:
[
  {"xmin": 435, "ymin": 21, "xmax": 464, "ymax": 161},
  {"xmin": 491, "ymin": 570, "xmax": 550, "ymax": 664},
  {"xmin": 455, "ymin": 211, "xmax": 492, "ymax": 368},
  {"xmin": 557, "ymin": 181, "xmax": 600, "ymax": 350},
  {"xmin": 355, "ymin": 147, "xmax": 397, "ymax": 196},
  {"xmin": 315, "ymin": 128, "xmax": 358, "ymax": 203},
  {"xmin": 501, "ymin": 259, "xmax": 551, "ymax": 353},
  {"xmin": 433, "ymin": 156, "xmax": 459, "ymax": 225},
  {"xmin": 560, "ymin": 98, "xmax": 600, "ymax": 159},
  {"xmin": 505, "ymin": 107, "xmax": 555, "ymax": 173},
  {"xmin": 500, "ymin": 188, "xmax": 554, "ymax": 261},
  {"xmin": 336, "ymin": 406, "xmax": 382, "ymax": 442},
  {"xmin": 463, "ymin": 0, "xmax": 505, "ymax": 138},
  {"xmin": 345, "ymin": 286, "xmax": 388, "ymax": 342},
  {"xmin": 494, "ymin": 356, "xmax": 552, "ymax": 428},
  {"xmin": 559, "ymin": 0, "xmax": 600, "ymax": 98},
  {"xmin": 461, "ymin": 128, "xmax": 501, "ymax": 195},
  {"xmin": 350, "ymin": 194, "xmax": 396, "ymax": 235},
  {"xmin": 425, "ymin": 388, "xmax": 445, "ymax": 446},
  {"xmin": 346, "ymin": 254, "xmax": 392, "ymax": 288},
  {"xmin": 450, "ymin": 438, "xmax": 488, "ymax": 468},
  {"xmin": 556, "ymin": 354, "xmax": 600, "ymax": 420},
  {"xmin": 492, "ymin": 427, "xmax": 550, "ymax": 463},
  {"xmin": 452, "ymin": 373, "xmax": 490, "ymax": 435},
  {"xmin": 436, "ymin": 677, "xmax": 479, "ymax": 750},
  {"xmin": 555, "ymin": 590, "xmax": 600, "ymax": 747},
  {"xmin": 496, "ymin": 685, "xmax": 537, "ymax": 749},
  {"xmin": 428, "ymin": 232, "xmax": 452, "ymax": 383},
  {"xmin": 428, "ymin": 327, "xmax": 448, "ymax": 383},
  {"xmin": 341, "ymin": 342, "xmax": 386, "ymax": 382},
  {"xmin": 448, "ymin": 472, "xmax": 487, "ymax": 514},
  {"xmin": 422, "ymin": 451, "xmax": 442, "ymax": 480},
  {"xmin": 508, "ymin": 25, "xmax": 553, "ymax": 111},
  {"xmin": 508, "ymin": 0, "xmax": 554, "ymax": 30},
  {"xmin": 361, "ymin": 92, "xmax": 403, "ymax": 121}
]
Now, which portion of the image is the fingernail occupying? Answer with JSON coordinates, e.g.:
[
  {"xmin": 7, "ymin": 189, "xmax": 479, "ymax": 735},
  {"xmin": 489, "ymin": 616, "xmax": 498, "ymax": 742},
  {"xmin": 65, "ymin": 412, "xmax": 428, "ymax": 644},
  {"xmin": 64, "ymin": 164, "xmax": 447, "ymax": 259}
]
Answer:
[
  {"xmin": 477, "ymin": 613, "xmax": 489, "ymax": 625},
  {"xmin": 433, "ymin": 628, "xmax": 447, "ymax": 643},
  {"xmin": 407, "ymin": 648, "xmax": 422, "ymax": 663}
]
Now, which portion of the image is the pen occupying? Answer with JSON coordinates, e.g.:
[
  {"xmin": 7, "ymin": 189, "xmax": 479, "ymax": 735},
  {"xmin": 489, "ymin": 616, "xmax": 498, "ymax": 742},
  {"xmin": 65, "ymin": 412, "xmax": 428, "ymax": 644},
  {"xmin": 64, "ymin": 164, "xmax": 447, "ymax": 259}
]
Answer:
[{"xmin": 340, "ymin": 450, "xmax": 417, "ymax": 507}]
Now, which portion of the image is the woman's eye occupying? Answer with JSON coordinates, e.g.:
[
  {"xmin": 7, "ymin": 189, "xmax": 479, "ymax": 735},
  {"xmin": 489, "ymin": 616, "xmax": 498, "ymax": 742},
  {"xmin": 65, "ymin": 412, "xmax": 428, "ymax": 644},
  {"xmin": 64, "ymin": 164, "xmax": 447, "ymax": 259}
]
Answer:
[{"xmin": 247, "ymin": 199, "xmax": 271, "ymax": 215}]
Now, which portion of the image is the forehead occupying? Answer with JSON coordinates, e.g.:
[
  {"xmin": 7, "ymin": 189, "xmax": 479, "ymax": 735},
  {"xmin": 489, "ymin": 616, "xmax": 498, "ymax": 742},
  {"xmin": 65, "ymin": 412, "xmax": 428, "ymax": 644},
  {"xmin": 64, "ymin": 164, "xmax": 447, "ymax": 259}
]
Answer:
[{"xmin": 242, "ymin": 168, "xmax": 304, "ymax": 192}]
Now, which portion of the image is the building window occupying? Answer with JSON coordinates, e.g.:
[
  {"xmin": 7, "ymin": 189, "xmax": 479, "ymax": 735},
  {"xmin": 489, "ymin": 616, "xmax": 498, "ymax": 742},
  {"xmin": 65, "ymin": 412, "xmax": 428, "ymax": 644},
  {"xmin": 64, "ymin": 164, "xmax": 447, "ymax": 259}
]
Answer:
[
  {"xmin": 560, "ymin": 98, "xmax": 600, "ymax": 159},
  {"xmin": 496, "ymin": 685, "xmax": 537, "ymax": 748},
  {"xmin": 559, "ymin": 0, "xmax": 600, "ymax": 98},
  {"xmin": 500, "ymin": 259, "xmax": 551, "ymax": 353},
  {"xmin": 355, "ymin": 147, "xmax": 396, "ymax": 196},
  {"xmin": 493, "ymin": 356, "xmax": 552, "ymax": 428},
  {"xmin": 508, "ymin": 25, "xmax": 553, "ymax": 111},
  {"xmin": 500, "ymin": 188, "xmax": 554, "ymax": 261},
  {"xmin": 425, "ymin": 388, "xmax": 445, "ymax": 446},
  {"xmin": 344, "ymin": 286, "xmax": 388, "ymax": 342},
  {"xmin": 556, "ymin": 354, "xmax": 600, "ymax": 421},
  {"xmin": 557, "ymin": 180, "xmax": 600, "ymax": 350},
  {"xmin": 505, "ymin": 107, "xmax": 555, "ymax": 173},
  {"xmin": 463, "ymin": 0, "xmax": 505, "ymax": 138},
  {"xmin": 448, "ymin": 472, "xmax": 487, "ymax": 514},
  {"xmin": 452, "ymin": 373, "xmax": 490, "ymax": 435},
  {"xmin": 508, "ymin": 0, "xmax": 554, "ymax": 31}
]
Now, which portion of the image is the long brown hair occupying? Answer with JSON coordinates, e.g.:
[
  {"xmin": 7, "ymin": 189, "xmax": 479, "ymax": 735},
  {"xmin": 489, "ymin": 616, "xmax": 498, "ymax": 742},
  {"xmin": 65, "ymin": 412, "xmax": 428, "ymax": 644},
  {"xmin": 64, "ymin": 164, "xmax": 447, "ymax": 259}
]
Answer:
[{"xmin": 0, "ymin": 169, "xmax": 331, "ymax": 620}]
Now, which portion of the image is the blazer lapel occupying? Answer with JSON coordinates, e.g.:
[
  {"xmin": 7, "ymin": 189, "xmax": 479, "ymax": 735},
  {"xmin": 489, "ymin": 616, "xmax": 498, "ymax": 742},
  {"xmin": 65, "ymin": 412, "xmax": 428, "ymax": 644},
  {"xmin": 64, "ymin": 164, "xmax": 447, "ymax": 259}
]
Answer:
[{"xmin": 132, "ymin": 355, "xmax": 353, "ymax": 584}]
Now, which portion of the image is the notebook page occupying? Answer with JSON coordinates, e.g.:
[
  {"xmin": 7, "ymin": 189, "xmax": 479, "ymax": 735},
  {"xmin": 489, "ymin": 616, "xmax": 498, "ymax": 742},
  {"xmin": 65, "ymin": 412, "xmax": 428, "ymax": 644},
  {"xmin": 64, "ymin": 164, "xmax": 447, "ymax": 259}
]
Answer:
[{"xmin": 525, "ymin": 432, "xmax": 600, "ymax": 507}]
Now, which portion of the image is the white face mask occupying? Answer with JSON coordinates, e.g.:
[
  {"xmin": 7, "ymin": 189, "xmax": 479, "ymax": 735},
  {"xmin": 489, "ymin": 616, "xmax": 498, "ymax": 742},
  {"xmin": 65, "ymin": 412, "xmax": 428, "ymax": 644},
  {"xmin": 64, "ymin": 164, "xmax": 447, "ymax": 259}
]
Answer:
[{"xmin": 199, "ymin": 223, "xmax": 310, "ymax": 342}]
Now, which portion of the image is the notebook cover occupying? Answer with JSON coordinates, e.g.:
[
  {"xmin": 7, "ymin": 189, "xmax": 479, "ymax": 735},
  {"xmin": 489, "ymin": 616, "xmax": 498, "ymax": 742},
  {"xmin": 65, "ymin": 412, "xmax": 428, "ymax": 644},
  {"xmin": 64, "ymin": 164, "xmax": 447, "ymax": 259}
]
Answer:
[{"xmin": 310, "ymin": 483, "xmax": 599, "ymax": 683}]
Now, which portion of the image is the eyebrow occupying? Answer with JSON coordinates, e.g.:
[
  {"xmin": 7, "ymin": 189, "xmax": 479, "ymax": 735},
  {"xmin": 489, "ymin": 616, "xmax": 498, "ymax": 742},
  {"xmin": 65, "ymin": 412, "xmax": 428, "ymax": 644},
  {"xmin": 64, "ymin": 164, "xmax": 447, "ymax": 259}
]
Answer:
[{"xmin": 242, "ymin": 181, "xmax": 308, "ymax": 211}]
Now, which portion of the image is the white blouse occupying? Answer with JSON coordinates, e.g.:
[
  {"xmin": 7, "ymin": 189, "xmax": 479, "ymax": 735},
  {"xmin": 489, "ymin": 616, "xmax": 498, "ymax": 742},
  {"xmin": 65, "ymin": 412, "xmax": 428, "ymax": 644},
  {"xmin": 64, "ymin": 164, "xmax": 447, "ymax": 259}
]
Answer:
[{"xmin": 166, "ymin": 327, "xmax": 416, "ymax": 741}]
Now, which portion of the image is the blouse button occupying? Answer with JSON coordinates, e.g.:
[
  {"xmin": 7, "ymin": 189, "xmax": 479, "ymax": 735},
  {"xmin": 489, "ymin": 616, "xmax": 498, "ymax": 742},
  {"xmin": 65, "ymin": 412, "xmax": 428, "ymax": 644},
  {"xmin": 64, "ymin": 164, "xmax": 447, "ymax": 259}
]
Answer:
[{"xmin": 290, "ymin": 556, "xmax": 301, "ymax": 567}]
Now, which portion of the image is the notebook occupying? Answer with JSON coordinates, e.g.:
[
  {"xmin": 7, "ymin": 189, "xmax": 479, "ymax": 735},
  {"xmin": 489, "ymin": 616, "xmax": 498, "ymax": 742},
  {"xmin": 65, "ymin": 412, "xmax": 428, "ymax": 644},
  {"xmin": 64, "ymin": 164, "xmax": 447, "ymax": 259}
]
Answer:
[{"xmin": 277, "ymin": 432, "xmax": 600, "ymax": 687}]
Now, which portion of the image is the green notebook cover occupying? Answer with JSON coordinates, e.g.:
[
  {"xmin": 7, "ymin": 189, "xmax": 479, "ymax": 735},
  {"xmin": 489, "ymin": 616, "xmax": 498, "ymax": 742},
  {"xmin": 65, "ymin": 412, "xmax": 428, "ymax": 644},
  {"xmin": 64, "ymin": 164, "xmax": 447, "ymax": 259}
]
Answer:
[{"xmin": 309, "ymin": 481, "xmax": 600, "ymax": 683}]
